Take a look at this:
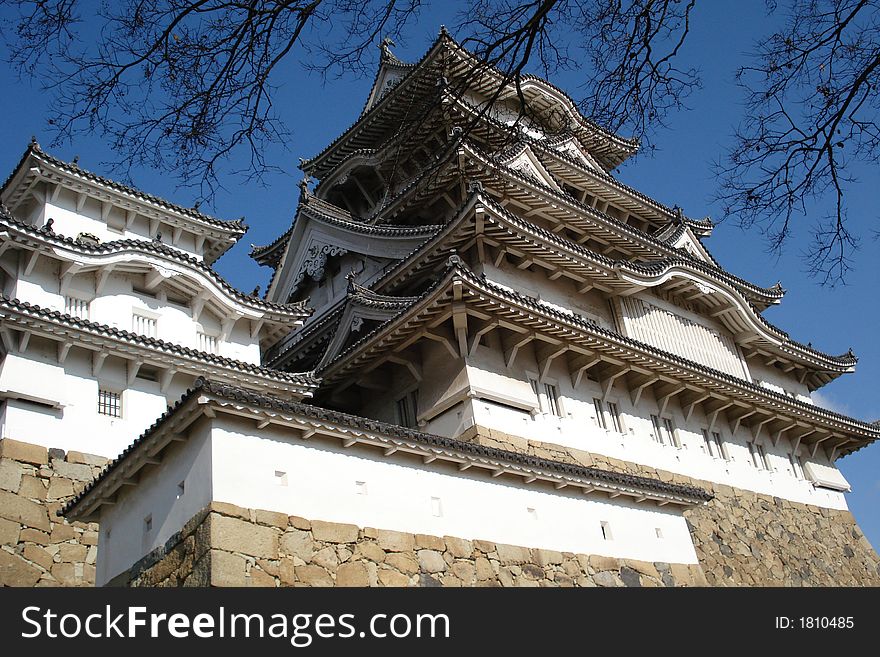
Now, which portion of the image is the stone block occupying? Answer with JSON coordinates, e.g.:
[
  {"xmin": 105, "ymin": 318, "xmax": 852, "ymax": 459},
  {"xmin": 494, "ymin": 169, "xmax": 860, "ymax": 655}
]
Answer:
[
  {"xmin": 255, "ymin": 510, "xmax": 289, "ymax": 529},
  {"xmin": 19, "ymin": 528, "xmax": 49, "ymax": 545},
  {"xmin": 0, "ymin": 489, "xmax": 49, "ymax": 531},
  {"xmin": 46, "ymin": 477, "xmax": 75, "ymax": 501},
  {"xmin": 0, "ymin": 517, "xmax": 21, "ymax": 544},
  {"xmin": 210, "ymin": 514, "xmax": 279, "ymax": 558},
  {"xmin": 210, "ymin": 550, "xmax": 248, "ymax": 587},
  {"xmin": 336, "ymin": 561, "xmax": 370, "ymax": 587},
  {"xmin": 209, "ymin": 501, "xmax": 250, "ymax": 520},
  {"xmin": 385, "ymin": 553, "xmax": 419, "ymax": 574},
  {"xmin": 473, "ymin": 540, "xmax": 496, "ymax": 553},
  {"xmin": 18, "ymin": 475, "xmax": 46, "ymax": 501},
  {"xmin": 625, "ymin": 560, "xmax": 660, "ymax": 580},
  {"xmin": 65, "ymin": 451, "xmax": 108, "ymax": 467},
  {"xmin": 378, "ymin": 568, "xmax": 411, "ymax": 587},
  {"xmin": 311, "ymin": 520, "xmax": 358, "ymax": 544},
  {"xmin": 280, "ymin": 529, "xmax": 314, "ymax": 561},
  {"xmin": 0, "ymin": 460, "xmax": 22, "ymax": 492},
  {"xmin": 295, "ymin": 565, "xmax": 333, "ymax": 587},
  {"xmin": 593, "ymin": 571, "xmax": 620, "ymax": 587},
  {"xmin": 619, "ymin": 566, "xmax": 642, "ymax": 587},
  {"xmin": 81, "ymin": 530, "xmax": 99, "ymax": 546},
  {"xmin": 312, "ymin": 546, "xmax": 339, "ymax": 570},
  {"xmin": 589, "ymin": 555, "xmax": 619, "ymax": 572},
  {"xmin": 475, "ymin": 557, "xmax": 496, "ymax": 580},
  {"xmin": 533, "ymin": 549, "xmax": 564, "ymax": 566},
  {"xmin": 377, "ymin": 529, "xmax": 415, "ymax": 552},
  {"xmin": 495, "ymin": 543, "xmax": 529, "ymax": 564},
  {"xmin": 0, "ymin": 549, "xmax": 42, "ymax": 586},
  {"xmin": 355, "ymin": 542, "xmax": 386, "ymax": 563},
  {"xmin": 417, "ymin": 550, "xmax": 447, "ymax": 573},
  {"xmin": 247, "ymin": 568, "xmax": 276, "ymax": 588},
  {"xmin": 444, "ymin": 536, "xmax": 473, "ymax": 559},
  {"xmin": 59, "ymin": 543, "xmax": 88, "ymax": 563},
  {"xmin": 451, "ymin": 561, "xmax": 476, "ymax": 584},
  {"xmin": 288, "ymin": 516, "xmax": 311, "ymax": 530},
  {"xmin": 23, "ymin": 545, "xmax": 54, "ymax": 570},
  {"xmin": 0, "ymin": 439, "xmax": 47, "ymax": 466},
  {"xmin": 49, "ymin": 460, "xmax": 93, "ymax": 482},
  {"xmin": 414, "ymin": 533, "xmax": 445, "ymax": 551},
  {"xmin": 50, "ymin": 563, "xmax": 77, "ymax": 586}
]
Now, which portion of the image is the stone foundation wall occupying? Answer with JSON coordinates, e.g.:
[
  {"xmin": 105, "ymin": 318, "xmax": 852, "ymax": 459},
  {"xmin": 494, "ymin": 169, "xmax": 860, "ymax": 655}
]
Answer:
[
  {"xmin": 0, "ymin": 438, "xmax": 107, "ymax": 587},
  {"xmin": 128, "ymin": 502, "xmax": 708, "ymax": 587},
  {"xmin": 461, "ymin": 426, "xmax": 880, "ymax": 586}
]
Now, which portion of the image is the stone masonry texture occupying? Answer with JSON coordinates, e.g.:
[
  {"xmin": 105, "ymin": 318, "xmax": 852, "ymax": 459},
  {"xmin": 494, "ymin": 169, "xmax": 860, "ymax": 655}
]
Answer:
[
  {"xmin": 0, "ymin": 438, "xmax": 107, "ymax": 587},
  {"xmin": 2, "ymin": 433, "xmax": 878, "ymax": 587},
  {"xmin": 460, "ymin": 426, "xmax": 880, "ymax": 586},
  {"xmin": 127, "ymin": 502, "xmax": 709, "ymax": 587}
]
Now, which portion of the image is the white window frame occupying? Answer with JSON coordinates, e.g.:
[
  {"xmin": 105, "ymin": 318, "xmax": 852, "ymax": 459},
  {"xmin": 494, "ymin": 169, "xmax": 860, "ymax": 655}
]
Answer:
[
  {"xmin": 64, "ymin": 295, "xmax": 90, "ymax": 320},
  {"xmin": 97, "ymin": 388, "xmax": 122, "ymax": 418},
  {"xmin": 593, "ymin": 398, "xmax": 607, "ymax": 429},
  {"xmin": 527, "ymin": 372, "xmax": 563, "ymax": 417},
  {"xmin": 132, "ymin": 308, "xmax": 159, "ymax": 338}
]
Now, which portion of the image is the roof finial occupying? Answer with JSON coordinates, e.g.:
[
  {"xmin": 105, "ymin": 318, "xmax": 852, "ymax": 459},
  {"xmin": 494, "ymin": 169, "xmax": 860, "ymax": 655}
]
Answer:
[
  {"xmin": 43, "ymin": 217, "xmax": 54, "ymax": 233},
  {"xmin": 446, "ymin": 248, "xmax": 461, "ymax": 269},
  {"xmin": 30, "ymin": 135, "xmax": 39, "ymax": 149},
  {"xmin": 345, "ymin": 269, "xmax": 359, "ymax": 292},
  {"xmin": 154, "ymin": 231, "xmax": 162, "ymax": 243},
  {"xmin": 380, "ymin": 36, "xmax": 396, "ymax": 58},
  {"xmin": 439, "ymin": 25, "xmax": 449, "ymax": 37},
  {"xmin": 193, "ymin": 200, "xmax": 201, "ymax": 211},
  {"xmin": 71, "ymin": 155, "xmax": 79, "ymax": 166},
  {"xmin": 299, "ymin": 174, "xmax": 311, "ymax": 199},
  {"xmin": 672, "ymin": 205, "xmax": 684, "ymax": 222},
  {"xmin": 251, "ymin": 285, "xmax": 261, "ymax": 297}
]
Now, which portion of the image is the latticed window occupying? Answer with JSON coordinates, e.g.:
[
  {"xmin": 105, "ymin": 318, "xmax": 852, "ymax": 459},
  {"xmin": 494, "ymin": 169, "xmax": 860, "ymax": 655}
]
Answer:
[
  {"xmin": 198, "ymin": 332, "xmax": 218, "ymax": 353},
  {"xmin": 593, "ymin": 398, "xmax": 607, "ymax": 429},
  {"xmin": 98, "ymin": 389, "xmax": 121, "ymax": 417},
  {"xmin": 396, "ymin": 390, "xmax": 419, "ymax": 428},
  {"xmin": 132, "ymin": 313, "xmax": 157, "ymax": 338},
  {"xmin": 64, "ymin": 296, "xmax": 89, "ymax": 320}
]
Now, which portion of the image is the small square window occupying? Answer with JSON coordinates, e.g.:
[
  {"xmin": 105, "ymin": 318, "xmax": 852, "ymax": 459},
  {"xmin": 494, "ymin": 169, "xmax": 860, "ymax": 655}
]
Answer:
[
  {"xmin": 275, "ymin": 470, "xmax": 288, "ymax": 486},
  {"xmin": 430, "ymin": 496, "xmax": 443, "ymax": 517},
  {"xmin": 655, "ymin": 528, "xmax": 663, "ymax": 539},
  {"xmin": 355, "ymin": 480, "xmax": 368, "ymax": 496},
  {"xmin": 98, "ymin": 389, "xmax": 121, "ymax": 417},
  {"xmin": 600, "ymin": 521, "xmax": 612, "ymax": 541},
  {"xmin": 527, "ymin": 507, "xmax": 538, "ymax": 521}
]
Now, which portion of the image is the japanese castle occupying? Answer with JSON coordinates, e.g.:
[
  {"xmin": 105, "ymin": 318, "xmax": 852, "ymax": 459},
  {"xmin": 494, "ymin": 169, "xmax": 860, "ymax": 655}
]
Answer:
[{"xmin": 2, "ymin": 30, "xmax": 878, "ymax": 587}]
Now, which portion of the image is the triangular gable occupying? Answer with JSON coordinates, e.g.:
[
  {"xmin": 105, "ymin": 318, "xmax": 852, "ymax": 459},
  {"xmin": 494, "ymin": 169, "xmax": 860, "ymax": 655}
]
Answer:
[
  {"xmin": 363, "ymin": 62, "xmax": 409, "ymax": 114},
  {"xmin": 671, "ymin": 226, "xmax": 714, "ymax": 264},
  {"xmin": 503, "ymin": 146, "xmax": 563, "ymax": 192},
  {"xmin": 552, "ymin": 136, "xmax": 603, "ymax": 171}
]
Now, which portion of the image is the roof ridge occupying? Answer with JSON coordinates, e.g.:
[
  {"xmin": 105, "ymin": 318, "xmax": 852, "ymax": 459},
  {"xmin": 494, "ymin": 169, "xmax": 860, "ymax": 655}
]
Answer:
[
  {"xmin": 2, "ymin": 141, "xmax": 246, "ymax": 232},
  {"xmin": 0, "ymin": 293, "xmax": 319, "ymax": 383}
]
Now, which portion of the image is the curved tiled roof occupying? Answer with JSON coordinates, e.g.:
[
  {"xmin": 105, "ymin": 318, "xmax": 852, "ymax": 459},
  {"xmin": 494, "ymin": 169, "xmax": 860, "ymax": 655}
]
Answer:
[
  {"xmin": 303, "ymin": 30, "xmax": 637, "ymax": 176},
  {"xmin": 0, "ymin": 211, "xmax": 309, "ymax": 319},
  {"xmin": 348, "ymin": 278, "xmax": 420, "ymax": 309},
  {"xmin": 0, "ymin": 294, "xmax": 318, "ymax": 387},
  {"xmin": 322, "ymin": 262, "xmax": 870, "ymax": 444},
  {"xmin": 2, "ymin": 141, "xmax": 247, "ymax": 233},
  {"xmin": 62, "ymin": 377, "xmax": 712, "ymax": 517}
]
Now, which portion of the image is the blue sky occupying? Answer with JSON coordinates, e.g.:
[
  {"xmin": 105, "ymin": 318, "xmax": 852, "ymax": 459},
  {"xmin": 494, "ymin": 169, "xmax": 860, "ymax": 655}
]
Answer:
[{"xmin": 0, "ymin": 2, "xmax": 877, "ymax": 549}]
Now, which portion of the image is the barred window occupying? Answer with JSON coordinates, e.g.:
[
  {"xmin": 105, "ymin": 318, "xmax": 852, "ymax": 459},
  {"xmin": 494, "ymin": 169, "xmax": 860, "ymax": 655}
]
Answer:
[
  {"xmin": 198, "ymin": 332, "xmax": 218, "ymax": 353},
  {"xmin": 395, "ymin": 390, "xmax": 419, "ymax": 428},
  {"xmin": 544, "ymin": 383, "xmax": 561, "ymax": 417},
  {"xmin": 98, "ymin": 389, "xmax": 121, "ymax": 417},
  {"xmin": 607, "ymin": 402, "xmax": 623, "ymax": 433},
  {"xmin": 64, "ymin": 296, "xmax": 90, "ymax": 320},
  {"xmin": 132, "ymin": 312, "xmax": 157, "ymax": 338},
  {"xmin": 593, "ymin": 398, "xmax": 607, "ymax": 429}
]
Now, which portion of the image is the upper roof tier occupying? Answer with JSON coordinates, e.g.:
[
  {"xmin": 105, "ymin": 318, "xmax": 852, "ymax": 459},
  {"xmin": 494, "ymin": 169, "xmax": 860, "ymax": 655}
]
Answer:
[
  {"xmin": 1, "ymin": 141, "xmax": 247, "ymax": 265},
  {"xmin": 301, "ymin": 30, "xmax": 639, "ymax": 180}
]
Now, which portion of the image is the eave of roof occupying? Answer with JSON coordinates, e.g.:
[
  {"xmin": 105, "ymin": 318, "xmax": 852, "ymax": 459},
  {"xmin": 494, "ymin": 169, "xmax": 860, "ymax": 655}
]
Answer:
[
  {"xmin": 0, "ymin": 294, "xmax": 318, "ymax": 391},
  {"xmin": 0, "ymin": 211, "xmax": 310, "ymax": 321},
  {"xmin": 1, "ymin": 141, "xmax": 247, "ymax": 234},
  {"xmin": 320, "ymin": 261, "xmax": 872, "ymax": 452}
]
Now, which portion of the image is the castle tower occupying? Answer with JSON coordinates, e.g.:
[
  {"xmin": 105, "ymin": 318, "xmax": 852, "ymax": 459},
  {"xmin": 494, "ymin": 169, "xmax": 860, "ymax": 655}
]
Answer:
[{"xmin": 63, "ymin": 32, "xmax": 880, "ymax": 587}]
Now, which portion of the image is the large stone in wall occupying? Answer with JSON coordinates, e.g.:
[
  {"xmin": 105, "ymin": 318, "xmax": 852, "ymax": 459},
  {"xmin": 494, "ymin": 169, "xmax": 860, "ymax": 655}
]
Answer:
[{"xmin": 0, "ymin": 439, "xmax": 107, "ymax": 587}]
